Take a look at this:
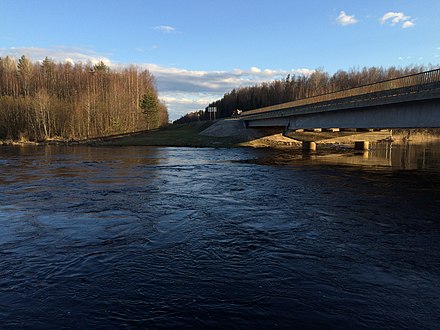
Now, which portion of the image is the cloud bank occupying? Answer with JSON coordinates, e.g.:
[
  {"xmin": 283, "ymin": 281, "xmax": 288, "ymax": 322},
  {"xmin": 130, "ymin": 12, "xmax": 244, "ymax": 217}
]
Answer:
[
  {"xmin": 0, "ymin": 46, "xmax": 112, "ymax": 65},
  {"xmin": 142, "ymin": 64, "xmax": 314, "ymax": 119},
  {"xmin": 142, "ymin": 63, "xmax": 313, "ymax": 94}
]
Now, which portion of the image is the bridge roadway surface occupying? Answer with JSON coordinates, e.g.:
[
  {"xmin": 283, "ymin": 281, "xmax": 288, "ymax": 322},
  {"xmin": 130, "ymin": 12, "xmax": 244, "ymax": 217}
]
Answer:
[{"xmin": 240, "ymin": 69, "xmax": 440, "ymax": 130}]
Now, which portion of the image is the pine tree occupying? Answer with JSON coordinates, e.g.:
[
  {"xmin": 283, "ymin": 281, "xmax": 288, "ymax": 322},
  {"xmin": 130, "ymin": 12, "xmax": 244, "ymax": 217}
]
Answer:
[{"xmin": 139, "ymin": 90, "xmax": 159, "ymax": 129}]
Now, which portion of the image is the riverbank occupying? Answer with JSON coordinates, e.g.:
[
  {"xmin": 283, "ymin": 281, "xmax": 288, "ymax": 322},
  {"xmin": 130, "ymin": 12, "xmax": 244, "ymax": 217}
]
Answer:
[
  {"xmin": 3, "ymin": 120, "xmax": 440, "ymax": 149},
  {"xmin": 0, "ymin": 137, "xmax": 69, "ymax": 146},
  {"xmin": 96, "ymin": 120, "xmax": 301, "ymax": 149},
  {"xmin": 94, "ymin": 121, "xmax": 244, "ymax": 148}
]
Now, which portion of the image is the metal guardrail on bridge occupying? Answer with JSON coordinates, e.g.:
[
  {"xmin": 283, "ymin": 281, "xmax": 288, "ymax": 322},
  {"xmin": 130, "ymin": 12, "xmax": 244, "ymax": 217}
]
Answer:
[{"xmin": 241, "ymin": 68, "xmax": 440, "ymax": 117}]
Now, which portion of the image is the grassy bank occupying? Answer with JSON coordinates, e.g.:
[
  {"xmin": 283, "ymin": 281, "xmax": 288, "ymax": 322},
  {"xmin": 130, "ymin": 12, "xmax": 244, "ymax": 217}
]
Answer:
[{"xmin": 96, "ymin": 121, "xmax": 246, "ymax": 147}]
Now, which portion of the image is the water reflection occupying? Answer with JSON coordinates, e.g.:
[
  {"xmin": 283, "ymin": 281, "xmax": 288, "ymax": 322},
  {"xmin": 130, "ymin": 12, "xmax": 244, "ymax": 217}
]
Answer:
[
  {"xmin": 364, "ymin": 142, "xmax": 440, "ymax": 169},
  {"xmin": 256, "ymin": 142, "xmax": 440, "ymax": 171}
]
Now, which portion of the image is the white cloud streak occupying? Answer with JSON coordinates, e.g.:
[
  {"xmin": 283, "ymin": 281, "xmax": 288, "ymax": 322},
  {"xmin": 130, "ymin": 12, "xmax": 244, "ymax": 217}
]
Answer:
[
  {"xmin": 380, "ymin": 12, "xmax": 415, "ymax": 28},
  {"xmin": 336, "ymin": 11, "xmax": 358, "ymax": 26},
  {"xmin": 153, "ymin": 25, "xmax": 176, "ymax": 33}
]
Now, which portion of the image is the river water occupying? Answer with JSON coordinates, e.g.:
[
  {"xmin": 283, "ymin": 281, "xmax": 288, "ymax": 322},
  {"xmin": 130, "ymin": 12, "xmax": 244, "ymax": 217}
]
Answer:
[{"xmin": 1, "ymin": 143, "xmax": 440, "ymax": 329}]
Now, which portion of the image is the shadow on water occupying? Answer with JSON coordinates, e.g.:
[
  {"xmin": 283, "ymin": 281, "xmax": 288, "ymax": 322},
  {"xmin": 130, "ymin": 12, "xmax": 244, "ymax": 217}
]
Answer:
[{"xmin": 1, "ymin": 143, "xmax": 440, "ymax": 328}]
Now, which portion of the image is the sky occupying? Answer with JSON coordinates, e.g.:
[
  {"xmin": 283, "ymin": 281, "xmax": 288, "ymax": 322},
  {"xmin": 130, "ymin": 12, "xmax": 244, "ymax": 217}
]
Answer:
[{"xmin": 1, "ymin": 0, "xmax": 440, "ymax": 120}]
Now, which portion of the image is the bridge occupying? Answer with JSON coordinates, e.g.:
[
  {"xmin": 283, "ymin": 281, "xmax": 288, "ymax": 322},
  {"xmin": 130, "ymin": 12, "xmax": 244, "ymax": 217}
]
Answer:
[{"xmin": 240, "ymin": 69, "xmax": 440, "ymax": 133}]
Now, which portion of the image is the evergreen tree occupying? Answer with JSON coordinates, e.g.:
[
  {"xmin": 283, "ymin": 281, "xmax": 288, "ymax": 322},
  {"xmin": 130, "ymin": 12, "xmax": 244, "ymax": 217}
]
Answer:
[{"xmin": 140, "ymin": 90, "xmax": 159, "ymax": 129}]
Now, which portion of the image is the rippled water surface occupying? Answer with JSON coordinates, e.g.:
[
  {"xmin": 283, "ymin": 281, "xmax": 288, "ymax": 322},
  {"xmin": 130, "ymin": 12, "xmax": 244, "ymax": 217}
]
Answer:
[{"xmin": 1, "ymin": 144, "xmax": 440, "ymax": 329}]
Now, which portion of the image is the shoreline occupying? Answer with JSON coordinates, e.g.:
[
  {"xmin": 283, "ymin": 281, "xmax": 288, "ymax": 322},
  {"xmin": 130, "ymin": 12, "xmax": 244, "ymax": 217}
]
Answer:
[{"xmin": 2, "ymin": 122, "xmax": 440, "ymax": 149}]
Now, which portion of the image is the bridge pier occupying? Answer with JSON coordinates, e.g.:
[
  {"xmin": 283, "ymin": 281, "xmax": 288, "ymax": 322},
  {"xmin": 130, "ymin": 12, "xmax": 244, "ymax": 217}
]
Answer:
[
  {"xmin": 356, "ymin": 128, "xmax": 374, "ymax": 132},
  {"xmin": 322, "ymin": 128, "xmax": 340, "ymax": 132},
  {"xmin": 354, "ymin": 141, "xmax": 369, "ymax": 151},
  {"xmin": 302, "ymin": 141, "xmax": 317, "ymax": 152}
]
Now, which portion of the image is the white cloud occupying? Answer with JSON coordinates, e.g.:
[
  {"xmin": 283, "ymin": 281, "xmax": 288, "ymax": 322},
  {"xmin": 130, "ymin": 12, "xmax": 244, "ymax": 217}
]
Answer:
[
  {"xmin": 0, "ymin": 46, "xmax": 112, "ymax": 65},
  {"xmin": 263, "ymin": 69, "xmax": 275, "ymax": 75},
  {"xmin": 398, "ymin": 55, "xmax": 423, "ymax": 61},
  {"xmin": 381, "ymin": 12, "xmax": 409, "ymax": 25},
  {"xmin": 336, "ymin": 11, "xmax": 358, "ymax": 26},
  {"xmin": 292, "ymin": 68, "xmax": 315, "ymax": 76},
  {"xmin": 380, "ymin": 12, "xmax": 414, "ymax": 28},
  {"xmin": 135, "ymin": 45, "xmax": 160, "ymax": 53},
  {"xmin": 160, "ymin": 94, "xmax": 212, "ymax": 106},
  {"xmin": 153, "ymin": 25, "xmax": 176, "ymax": 33},
  {"xmin": 402, "ymin": 21, "xmax": 415, "ymax": 28},
  {"xmin": 158, "ymin": 92, "xmax": 225, "ymax": 119},
  {"xmin": 250, "ymin": 66, "xmax": 261, "ymax": 73}
]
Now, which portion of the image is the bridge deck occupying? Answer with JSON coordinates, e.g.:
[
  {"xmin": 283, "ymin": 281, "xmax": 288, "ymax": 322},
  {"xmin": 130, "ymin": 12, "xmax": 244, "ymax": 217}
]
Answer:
[{"xmin": 241, "ymin": 68, "xmax": 440, "ymax": 121}]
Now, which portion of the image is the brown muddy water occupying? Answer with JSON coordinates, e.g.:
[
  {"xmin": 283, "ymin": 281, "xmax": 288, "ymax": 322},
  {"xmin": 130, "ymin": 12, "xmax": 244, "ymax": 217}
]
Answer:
[{"xmin": 1, "ymin": 143, "xmax": 440, "ymax": 329}]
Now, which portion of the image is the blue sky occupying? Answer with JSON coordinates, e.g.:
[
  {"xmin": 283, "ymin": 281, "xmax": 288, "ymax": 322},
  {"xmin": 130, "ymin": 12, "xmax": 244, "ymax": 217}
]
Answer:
[{"xmin": 1, "ymin": 0, "xmax": 439, "ymax": 119}]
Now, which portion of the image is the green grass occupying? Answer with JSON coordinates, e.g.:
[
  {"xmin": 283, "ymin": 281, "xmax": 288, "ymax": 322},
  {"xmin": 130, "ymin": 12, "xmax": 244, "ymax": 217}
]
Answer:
[{"xmin": 98, "ymin": 121, "xmax": 243, "ymax": 147}]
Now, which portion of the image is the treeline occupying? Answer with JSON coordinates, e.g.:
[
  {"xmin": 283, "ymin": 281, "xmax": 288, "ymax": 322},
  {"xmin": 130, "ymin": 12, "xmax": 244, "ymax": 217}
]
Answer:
[
  {"xmin": 174, "ymin": 65, "xmax": 430, "ymax": 124},
  {"xmin": 0, "ymin": 55, "xmax": 168, "ymax": 141}
]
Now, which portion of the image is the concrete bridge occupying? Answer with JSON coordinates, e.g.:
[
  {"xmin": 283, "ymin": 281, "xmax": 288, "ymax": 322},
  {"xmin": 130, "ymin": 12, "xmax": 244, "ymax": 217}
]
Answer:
[{"xmin": 240, "ymin": 69, "xmax": 440, "ymax": 132}]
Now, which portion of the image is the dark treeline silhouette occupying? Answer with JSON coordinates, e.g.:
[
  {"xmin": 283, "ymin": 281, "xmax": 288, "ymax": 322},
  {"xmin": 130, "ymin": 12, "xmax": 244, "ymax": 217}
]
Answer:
[
  {"xmin": 173, "ymin": 110, "xmax": 205, "ymax": 124},
  {"xmin": 174, "ymin": 65, "xmax": 430, "ymax": 124},
  {"xmin": 0, "ymin": 55, "xmax": 168, "ymax": 141}
]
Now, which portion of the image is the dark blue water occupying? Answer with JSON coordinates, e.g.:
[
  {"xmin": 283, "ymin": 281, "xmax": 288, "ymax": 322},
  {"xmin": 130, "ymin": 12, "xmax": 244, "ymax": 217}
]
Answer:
[{"xmin": 1, "ymin": 144, "xmax": 440, "ymax": 329}]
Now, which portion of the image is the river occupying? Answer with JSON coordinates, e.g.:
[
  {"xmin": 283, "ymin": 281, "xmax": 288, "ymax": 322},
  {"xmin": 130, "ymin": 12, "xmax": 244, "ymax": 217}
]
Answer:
[{"xmin": 1, "ymin": 143, "xmax": 440, "ymax": 329}]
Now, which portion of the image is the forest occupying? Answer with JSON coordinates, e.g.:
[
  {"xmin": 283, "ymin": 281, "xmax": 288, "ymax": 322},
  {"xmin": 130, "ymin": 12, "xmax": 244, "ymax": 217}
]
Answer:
[
  {"xmin": 174, "ymin": 65, "xmax": 431, "ymax": 124},
  {"xmin": 0, "ymin": 56, "xmax": 169, "ymax": 141}
]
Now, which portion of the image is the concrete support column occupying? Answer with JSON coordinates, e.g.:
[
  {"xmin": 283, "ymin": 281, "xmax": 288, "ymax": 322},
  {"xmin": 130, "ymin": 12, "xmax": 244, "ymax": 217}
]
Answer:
[
  {"xmin": 354, "ymin": 141, "xmax": 369, "ymax": 150},
  {"xmin": 302, "ymin": 141, "xmax": 317, "ymax": 152}
]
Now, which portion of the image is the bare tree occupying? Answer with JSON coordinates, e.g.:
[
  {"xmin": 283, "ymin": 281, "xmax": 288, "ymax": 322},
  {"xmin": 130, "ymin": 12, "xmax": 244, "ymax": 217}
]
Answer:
[{"xmin": 0, "ymin": 56, "xmax": 169, "ymax": 141}]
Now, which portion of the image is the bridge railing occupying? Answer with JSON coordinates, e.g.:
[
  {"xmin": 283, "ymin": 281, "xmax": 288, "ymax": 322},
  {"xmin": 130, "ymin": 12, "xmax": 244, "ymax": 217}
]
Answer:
[{"xmin": 242, "ymin": 68, "xmax": 440, "ymax": 116}]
